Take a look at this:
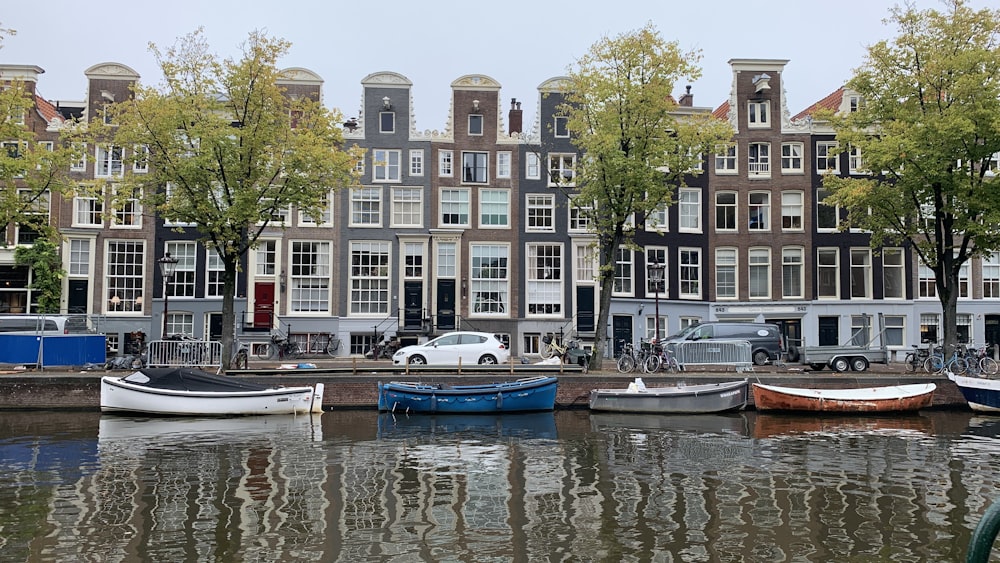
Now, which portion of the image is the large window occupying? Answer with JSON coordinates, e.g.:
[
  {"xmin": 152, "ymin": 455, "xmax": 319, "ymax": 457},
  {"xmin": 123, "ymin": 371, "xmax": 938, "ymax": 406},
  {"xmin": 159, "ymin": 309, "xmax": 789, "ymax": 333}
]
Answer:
[
  {"xmin": 548, "ymin": 154, "xmax": 576, "ymax": 186},
  {"xmin": 816, "ymin": 141, "xmax": 839, "ymax": 174},
  {"xmin": 678, "ymin": 188, "xmax": 701, "ymax": 232},
  {"xmin": 748, "ymin": 101, "xmax": 769, "ymax": 128},
  {"xmin": 614, "ymin": 248, "xmax": 633, "ymax": 295},
  {"xmin": 781, "ymin": 142, "xmax": 803, "ymax": 173},
  {"xmin": 748, "ymin": 142, "xmax": 770, "ymax": 177},
  {"xmin": 526, "ymin": 194, "xmax": 555, "ymax": 232},
  {"xmin": 349, "ymin": 241, "xmax": 387, "ymax": 314},
  {"xmin": 748, "ymin": 248, "xmax": 770, "ymax": 299},
  {"xmin": 439, "ymin": 149, "xmax": 453, "ymax": 177},
  {"xmin": 165, "ymin": 241, "xmax": 197, "ymax": 297},
  {"xmin": 715, "ymin": 248, "xmax": 737, "ymax": 300},
  {"xmin": 68, "ymin": 239, "xmax": 90, "ymax": 277},
  {"xmin": 74, "ymin": 187, "xmax": 103, "ymax": 227},
  {"xmin": 440, "ymin": 188, "xmax": 470, "ymax": 227},
  {"xmin": 715, "ymin": 145, "xmax": 737, "ymax": 174},
  {"xmin": 112, "ymin": 184, "xmax": 142, "ymax": 227},
  {"xmin": 299, "ymin": 189, "xmax": 332, "ymax": 226},
  {"xmin": 749, "ymin": 192, "xmax": 770, "ymax": 231},
  {"xmin": 646, "ymin": 247, "xmax": 667, "ymax": 296},
  {"xmin": 480, "ymin": 189, "xmax": 509, "ymax": 227},
  {"xmin": 206, "ymin": 249, "xmax": 224, "ymax": 298},
  {"xmin": 716, "ymin": 191, "xmax": 736, "ymax": 231},
  {"xmin": 817, "ymin": 248, "xmax": 839, "ymax": 299},
  {"xmin": 105, "ymin": 240, "xmax": 144, "ymax": 313},
  {"xmin": 781, "ymin": 191, "xmax": 803, "ymax": 230},
  {"xmin": 884, "ymin": 315, "xmax": 905, "ymax": 347},
  {"xmin": 471, "ymin": 244, "xmax": 509, "ymax": 315},
  {"xmin": 816, "ymin": 188, "xmax": 839, "ymax": 230},
  {"xmin": 256, "ymin": 240, "xmax": 276, "ymax": 276},
  {"xmin": 96, "ymin": 145, "xmax": 123, "ymax": 177},
  {"xmin": 569, "ymin": 200, "xmax": 593, "ymax": 232},
  {"xmin": 883, "ymin": 248, "xmax": 905, "ymax": 299},
  {"xmin": 919, "ymin": 262, "xmax": 936, "ymax": 298},
  {"xmin": 403, "ymin": 242, "xmax": 424, "ymax": 278},
  {"xmin": 437, "ymin": 242, "xmax": 456, "ymax": 278},
  {"xmin": 527, "ymin": 244, "xmax": 562, "ymax": 315},
  {"xmin": 782, "ymin": 247, "xmax": 804, "ymax": 299},
  {"xmin": 391, "ymin": 187, "xmax": 423, "ymax": 228},
  {"xmin": 678, "ymin": 248, "xmax": 700, "ymax": 299},
  {"xmin": 292, "ymin": 241, "xmax": 331, "ymax": 312},
  {"xmin": 984, "ymin": 253, "xmax": 1000, "ymax": 298},
  {"xmin": 462, "ymin": 151, "xmax": 488, "ymax": 183},
  {"xmin": 350, "ymin": 187, "xmax": 382, "ymax": 226},
  {"xmin": 372, "ymin": 149, "xmax": 401, "ymax": 182}
]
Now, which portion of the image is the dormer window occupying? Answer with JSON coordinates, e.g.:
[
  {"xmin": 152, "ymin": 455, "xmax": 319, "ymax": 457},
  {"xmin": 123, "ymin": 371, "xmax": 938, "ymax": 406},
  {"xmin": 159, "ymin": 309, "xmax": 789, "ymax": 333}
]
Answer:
[
  {"xmin": 748, "ymin": 101, "xmax": 769, "ymax": 128},
  {"xmin": 469, "ymin": 114, "xmax": 483, "ymax": 136},
  {"xmin": 379, "ymin": 111, "xmax": 395, "ymax": 134}
]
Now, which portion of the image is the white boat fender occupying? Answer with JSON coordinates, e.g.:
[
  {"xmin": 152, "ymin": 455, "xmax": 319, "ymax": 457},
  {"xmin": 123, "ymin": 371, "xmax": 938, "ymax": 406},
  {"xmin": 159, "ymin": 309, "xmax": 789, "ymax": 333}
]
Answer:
[
  {"xmin": 310, "ymin": 383, "xmax": 324, "ymax": 413},
  {"xmin": 634, "ymin": 378, "xmax": 647, "ymax": 391}
]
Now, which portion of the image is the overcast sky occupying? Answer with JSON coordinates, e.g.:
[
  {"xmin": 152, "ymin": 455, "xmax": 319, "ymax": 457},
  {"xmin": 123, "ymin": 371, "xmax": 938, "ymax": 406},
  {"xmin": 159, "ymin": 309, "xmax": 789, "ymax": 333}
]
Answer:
[{"xmin": 2, "ymin": 0, "xmax": 990, "ymax": 131}]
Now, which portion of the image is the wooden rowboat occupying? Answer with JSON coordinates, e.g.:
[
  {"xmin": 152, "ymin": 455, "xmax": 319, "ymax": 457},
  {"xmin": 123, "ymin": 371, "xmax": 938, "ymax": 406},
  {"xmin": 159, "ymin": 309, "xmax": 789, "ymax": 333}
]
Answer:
[
  {"xmin": 751, "ymin": 382, "xmax": 935, "ymax": 413},
  {"xmin": 377, "ymin": 376, "xmax": 558, "ymax": 414},
  {"xmin": 588, "ymin": 379, "xmax": 748, "ymax": 414}
]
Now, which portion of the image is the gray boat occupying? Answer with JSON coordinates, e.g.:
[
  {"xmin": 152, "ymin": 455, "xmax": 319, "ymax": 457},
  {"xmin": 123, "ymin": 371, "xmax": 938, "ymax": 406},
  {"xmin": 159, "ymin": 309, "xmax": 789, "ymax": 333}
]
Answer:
[{"xmin": 588, "ymin": 378, "xmax": 749, "ymax": 414}]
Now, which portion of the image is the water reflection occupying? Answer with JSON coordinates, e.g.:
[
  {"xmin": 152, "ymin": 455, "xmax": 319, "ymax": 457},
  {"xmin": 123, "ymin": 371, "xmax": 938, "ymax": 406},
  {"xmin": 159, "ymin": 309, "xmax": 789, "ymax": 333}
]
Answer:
[{"xmin": 0, "ymin": 410, "xmax": 998, "ymax": 561}]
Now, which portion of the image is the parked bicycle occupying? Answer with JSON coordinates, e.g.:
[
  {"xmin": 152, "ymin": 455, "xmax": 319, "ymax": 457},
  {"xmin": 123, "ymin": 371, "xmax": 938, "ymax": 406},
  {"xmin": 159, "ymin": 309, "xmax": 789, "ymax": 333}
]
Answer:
[
  {"xmin": 903, "ymin": 344, "xmax": 930, "ymax": 373},
  {"xmin": 616, "ymin": 340, "xmax": 639, "ymax": 373},
  {"xmin": 258, "ymin": 332, "xmax": 340, "ymax": 360},
  {"xmin": 643, "ymin": 340, "xmax": 681, "ymax": 373},
  {"xmin": 366, "ymin": 334, "xmax": 400, "ymax": 360},
  {"xmin": 541, "ymin": 333, "xmax": 581, "ymax": 363},
  {"xmin": 924, "ymin": 344, "xmax": 968, "ymax": 375},
  {"xmin": 960, "ymin": 343, "xmax": 999, "ymax": 377},
  {"xmin": 220, "ymin": 341, "xmax": 249, "ymax": 373}
]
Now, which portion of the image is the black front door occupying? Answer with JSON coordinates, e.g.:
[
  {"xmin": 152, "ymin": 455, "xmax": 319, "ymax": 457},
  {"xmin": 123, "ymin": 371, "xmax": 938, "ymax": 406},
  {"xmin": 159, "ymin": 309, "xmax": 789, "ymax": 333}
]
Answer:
[
  {"xmin": 208, "ymin": 313, "xmax": 223, "ymax": 341},
  {"xmin": 612, "ymin": 315, "xmax": 633, "ymax": 358},
  {"xmin": 437, "ymin": 279, "xmax": 456, "ymax": 331},
  {"xmin": 403, "ymin": 281, "xmax": 423, "ymax": 331},
  {"xmin": 68, "ymin": 279, "xmax": 88, "ymax": 314},
  {"xmin": 576, "ymin": 286, "xmax": 595, "ymax": 333}
]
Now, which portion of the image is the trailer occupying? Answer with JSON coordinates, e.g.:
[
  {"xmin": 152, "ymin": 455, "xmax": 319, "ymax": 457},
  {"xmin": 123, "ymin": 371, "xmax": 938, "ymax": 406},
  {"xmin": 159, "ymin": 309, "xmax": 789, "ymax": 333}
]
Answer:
[
  {"xmin": 797, "ymin": 314, "xmax": 890, "ymax": 373},
  {"xmin": 799, "ymin": 344, "xmax": 889, "ymax": 372}
]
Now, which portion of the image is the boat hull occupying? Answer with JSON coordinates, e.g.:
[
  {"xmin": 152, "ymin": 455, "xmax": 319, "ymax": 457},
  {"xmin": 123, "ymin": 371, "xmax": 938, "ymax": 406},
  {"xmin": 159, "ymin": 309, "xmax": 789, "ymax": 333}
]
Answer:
[
  {"xmin": 751, "ymin": 383, "xmax": 935, "ymax": 413},
  {"xmin": 588, "ymin": 380, "xmax": 748, "ymax": 414},
  {"xmin": 101, "ymin": 375, "xmax": 322, "ymax": 416},
  {"xmin": 947, "ymin": 372, "xmax": 1000, "ymax": 413},
  {"xmin": 377, "ymin": 376, "xmax": 558, "ymax": 413}
]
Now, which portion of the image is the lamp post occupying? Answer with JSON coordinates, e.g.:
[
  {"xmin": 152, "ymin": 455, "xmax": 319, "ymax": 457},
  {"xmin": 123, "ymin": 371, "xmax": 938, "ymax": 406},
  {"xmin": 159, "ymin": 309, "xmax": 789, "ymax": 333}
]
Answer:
[
  {"xmin": 158, "ymin": 252, "xmax": 178, "ymax": 339},
  {"xmin": 647, "ymin": 262, "xmax": 665, "ymax": 341}
]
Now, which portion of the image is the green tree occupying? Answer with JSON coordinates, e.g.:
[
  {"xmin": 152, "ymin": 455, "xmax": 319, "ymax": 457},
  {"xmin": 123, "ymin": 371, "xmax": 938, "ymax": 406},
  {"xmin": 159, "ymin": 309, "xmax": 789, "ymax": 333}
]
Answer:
[
  {"xmin": 14, "ymin": 238, "xmax": 64, "ymax": 313},
  {"xmin": 561, "ymin": 23, "xmax": 733, "ymax": 369},
  {"xmin": 825, "ymin": 0, "xmax": 1000, "ymax": 355},
  {"xmin": 103, "ymin": 29, "xmax": 359, "ymax": 370}
]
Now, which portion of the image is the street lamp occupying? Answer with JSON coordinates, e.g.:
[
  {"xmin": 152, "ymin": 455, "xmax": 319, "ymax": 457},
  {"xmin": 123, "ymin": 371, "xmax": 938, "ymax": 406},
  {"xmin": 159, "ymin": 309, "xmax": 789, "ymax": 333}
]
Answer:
[
  {"xmin": 158, "ymin": 252, "xmax": 178, "ymax": 339},
  {"xmin": 647, "ymin": 262, "xmax": 665, "ymax": 341}
]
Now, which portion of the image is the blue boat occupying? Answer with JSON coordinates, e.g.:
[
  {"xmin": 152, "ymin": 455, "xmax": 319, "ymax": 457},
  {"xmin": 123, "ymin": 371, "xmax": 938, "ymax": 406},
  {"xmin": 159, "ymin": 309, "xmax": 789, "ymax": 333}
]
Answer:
[{"xmin": 377, "ymin": 376, "xmax": 558, "ymax": 413}]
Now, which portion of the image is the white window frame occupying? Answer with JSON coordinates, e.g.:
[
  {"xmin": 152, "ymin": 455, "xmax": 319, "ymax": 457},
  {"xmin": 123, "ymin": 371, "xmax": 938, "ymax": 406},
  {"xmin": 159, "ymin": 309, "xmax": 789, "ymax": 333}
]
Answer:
[
  {"xmin": 748, "ymin": 247, "xmax": 771, "ymax": 300},
  {"xmin": 470, "ymin": 243, "xmax": 510, "ymax": 316},
  {"xmin": 438, "ymin": 149, "xmax": 453, "ymax": 177},
  {"xmin": 749, "ymin": 192, "xmax": 770, "ymax": 231},
  {"xmin": 781, "ymin": 247, "xmax": 804, "ymax": 299},
  {"xmin": 479, "ymin": 188, "xmax": 509, "ymax": 228},
  {"xmin": 95, "ymin": 144, "xmax": 123, "ymax": 178},
  {"xmin": 985, "ymin": 253, "xmax": 1000, "ymax": 299},
  {"xmin": 206, "ymin": 249, "xmax": 224, "ymax": 298},
  {"xmin": 548, "ymin": 153, "xmax": 576, "ymax": 187},
  {"xmin": 781, "ymin": 142, "xmax": 803, "ymax": 173},
  {"xmin": 525, "ymin": 152, "xmax": 541, "ymax": 180},
  {"xmin": 111, "ymin": 184, "xmax": 142, "ymax": 228},
  {"xmin": 526, "ymin": 243, "xmax": 562, "ymax": 317},
  {"xmin": 468, "ymin": 114, "xmax": 484, "ymax": 136},
  {"xmin": 715, "ymin": 247, "xmax": 738, "ymax": 300},
  {"xmin": 461, "ymin": 151, "xmax": 488, "ymax": 184},
  {"xmin": 298, "ymin": 189, "xmax": 333, "ymax": 227},
  {"xmin": 714, "ymin": 145, "xmax": 737, "ymax": 174},
  {"xmin": 391, "ymin": 187, "xmax": 423, "ymax": 228},
  {"xmin": 105, "ymin": 240, "xmax": 145, "ymax": 314},
  {"xmin": 816, "ymin": 141, "xmax": 839, "ymax": 174},
  {"xmin": 748, "ymin": 100, "xmax": 770, "ymax": 128},
  {"xmin": 613, "ymin": 248, "xmax": 634, "ymax": 296},
  {"xmin": 73, "ymin": 186, "xmax": 104, "ymax": 228},
  {"xmin": 350, "ymin": 187, "xmax": 382, "ymax": 227},
  {"xmin": 748, "ymin": 142, "xmax": 770, "ymax": 177},
  {"xmin": 678, "ymin": 188, "xmax": 701, "ymax": 233},
  {"xmin": 497, "ymin": 151, "xmax": 511, "ymax": 179},
  {"xmin": 553, "ymin": 116, "xmax": 569, "ymax": 138},
  {"xmin": 816, "ymin": 188, "xmax": 840, "ymax": 231},
  {"xmin": 372, "ymin": 149, "xmax": 401, "ymax": 183},
  {"xmin": 440, "ymin": 188, "xmax": 470, "ymax": 227},
  {"xmin": 678, "ymin": 247, "xmax": 701, "ymax": 299},
  {"xmin": 715, "ymin": 191, "xmax": 737, "ymax": 232},
  {"xmin": 348, "ymin": 241, "xmax": 387, "ymax": 315},
  {"xmin": 526, "ymin": 194, "xmax": 555, "ymax": 232},
  {"xmin": 409, "ymin": 149, "xmax": 424, "ymax": 177},
  {"xmin": 166, "ymin": 241, "xmax": 197, "ymax": 298},
  {"xmin": 817, "ymin": 248, "xmax": 840, "ymax": 299},
  {"xmin": 882, "ymin": 248, "xmax": 905, "ymax": 300},
  {"xmin": 781, "ymin": 191, "xmax": 803, "ymax": 231},
  {"xmin": 291, "ymin": 240, "xmax": 332, "ymax": 313}
]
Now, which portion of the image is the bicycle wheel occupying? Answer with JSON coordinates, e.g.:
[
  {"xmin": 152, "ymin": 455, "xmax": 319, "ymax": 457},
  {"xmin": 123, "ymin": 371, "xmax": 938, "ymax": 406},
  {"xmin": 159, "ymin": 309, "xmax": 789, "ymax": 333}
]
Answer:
[
  {"xmin": 266, "ymin": 342, "xmax": 282, "ymax": 360},
  {"xmin": 540, "ymin": 343, "xmax": 555, "ymax": 359},
  {"xmin": 924, "ymin": 356, "xmax": 943, "ymax": 373},
  {"xmin": 617, "ymin": 354, "xmax": 636, "ymax": 374},
  {"xmin": 643, "ymin": 354, "xmax": 661, "ymax": 373},
  {"xmin": 981, "ymin": 357, "xmax": 1000, "ymax": 377},
  {"xmin": 663, "ymin": 356, "xmax": 680, "ymax": 373},
  {"xmin": 903, "ymin": 353, "xmax": 917, "ymax": 373},
  {"xmin": 326, "ymin": 338, "xmax": 340, "ymax": 357},
  {"xmin": 949, "ymin": 357, "xmax": 968, "ymax": 375}
]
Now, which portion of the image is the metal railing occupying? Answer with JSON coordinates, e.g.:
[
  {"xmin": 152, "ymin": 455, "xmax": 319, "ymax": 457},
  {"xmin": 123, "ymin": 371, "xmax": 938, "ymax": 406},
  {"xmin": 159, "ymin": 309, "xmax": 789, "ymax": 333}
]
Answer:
[
  {"xmin": 671, "ymin": 339, "xmax": 754, "ymax": 372},
  {"xmin": 147, "ymin": 339, "xmax": 222, "ymax": 369}
]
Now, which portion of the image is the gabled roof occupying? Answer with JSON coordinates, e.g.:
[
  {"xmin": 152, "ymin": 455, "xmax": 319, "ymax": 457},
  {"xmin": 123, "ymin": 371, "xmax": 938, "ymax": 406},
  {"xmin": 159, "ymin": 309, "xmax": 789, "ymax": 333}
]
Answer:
[
  {"xmin": 711, "ymin": 100, "xmax": 730, "ymax": 120},
  {"xmin": 793, "ymin": 87, "xmax": 844, "ymax": 121},
  {"xmin": 34, "ymin": 92, "xmax": 62, "ymax": 124}
]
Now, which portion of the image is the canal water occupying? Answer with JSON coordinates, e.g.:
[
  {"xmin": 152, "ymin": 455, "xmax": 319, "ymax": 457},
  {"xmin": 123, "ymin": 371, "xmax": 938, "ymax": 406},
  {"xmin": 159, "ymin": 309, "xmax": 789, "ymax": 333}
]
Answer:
[{"xmin": 1, "ymin": 409, "xmax": 999, "ymax": 562}]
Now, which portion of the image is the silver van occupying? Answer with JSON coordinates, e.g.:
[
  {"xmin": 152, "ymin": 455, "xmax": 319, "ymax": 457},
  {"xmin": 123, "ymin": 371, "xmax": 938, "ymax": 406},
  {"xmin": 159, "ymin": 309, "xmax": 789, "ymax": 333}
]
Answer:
[
  {"xmin": 0, "ymin": 315, "xmax": 91, "ymax": 335},
  {"xmin": 664, "ymin": 322, "xmax": 784, "ymax": 366}
]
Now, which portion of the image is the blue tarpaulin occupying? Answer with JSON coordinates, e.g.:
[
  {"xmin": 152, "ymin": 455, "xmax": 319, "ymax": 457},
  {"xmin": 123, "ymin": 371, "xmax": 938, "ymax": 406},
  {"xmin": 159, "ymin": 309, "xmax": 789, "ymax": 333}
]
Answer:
[{"xmin": 0, "ymin": 335, "xmax": 106, "ymax": 367}]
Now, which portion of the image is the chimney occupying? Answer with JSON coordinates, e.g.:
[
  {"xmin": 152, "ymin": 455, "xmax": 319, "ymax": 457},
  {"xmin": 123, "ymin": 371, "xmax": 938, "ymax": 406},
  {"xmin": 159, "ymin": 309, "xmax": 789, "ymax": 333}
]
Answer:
[
  {"xmin": 679, "ymin": 85, "xmax": 693, "ymax": 107},
  {"xmin": 508, "ymin": 98, "xmax": 522, "ymax": 135}
]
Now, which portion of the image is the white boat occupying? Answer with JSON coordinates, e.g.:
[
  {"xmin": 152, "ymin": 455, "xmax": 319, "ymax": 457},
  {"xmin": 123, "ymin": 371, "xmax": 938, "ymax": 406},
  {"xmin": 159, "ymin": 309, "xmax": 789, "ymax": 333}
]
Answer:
[{"xmin": 100, "ymin": 367, "xmax": 323, "ymax": 416}]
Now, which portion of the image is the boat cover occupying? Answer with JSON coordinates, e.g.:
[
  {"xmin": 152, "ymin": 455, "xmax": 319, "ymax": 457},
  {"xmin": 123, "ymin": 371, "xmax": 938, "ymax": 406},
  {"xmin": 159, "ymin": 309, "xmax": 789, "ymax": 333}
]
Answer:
[{"xmin": 119, "ymin": 368, "xmax": 274, "ymax": 392}]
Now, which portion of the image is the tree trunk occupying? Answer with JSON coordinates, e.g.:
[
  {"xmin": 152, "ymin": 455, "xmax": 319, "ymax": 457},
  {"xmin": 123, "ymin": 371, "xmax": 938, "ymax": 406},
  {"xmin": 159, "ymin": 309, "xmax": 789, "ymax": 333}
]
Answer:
[
  {"xmin": 219, "ymin": 258, "xmax": 238, "ymax": 373},
  {"xmin": 589, "ymin": 230, "xmax": 626, "ymax": 372}
]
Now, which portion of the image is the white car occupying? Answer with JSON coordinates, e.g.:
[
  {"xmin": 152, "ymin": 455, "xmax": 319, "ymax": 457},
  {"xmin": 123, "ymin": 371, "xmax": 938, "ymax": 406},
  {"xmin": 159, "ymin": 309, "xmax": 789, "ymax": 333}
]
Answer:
[{"xmin": 393, "ymin": 331, "xmax": 510, "ymax": 366}]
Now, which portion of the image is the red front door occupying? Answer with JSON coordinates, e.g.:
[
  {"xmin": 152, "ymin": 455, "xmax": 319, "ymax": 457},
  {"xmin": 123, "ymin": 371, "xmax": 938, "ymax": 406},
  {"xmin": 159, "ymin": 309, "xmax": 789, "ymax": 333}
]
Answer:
[{"xmin": 254, "ymin": 282, "xmax": 276, "ymax": 328}]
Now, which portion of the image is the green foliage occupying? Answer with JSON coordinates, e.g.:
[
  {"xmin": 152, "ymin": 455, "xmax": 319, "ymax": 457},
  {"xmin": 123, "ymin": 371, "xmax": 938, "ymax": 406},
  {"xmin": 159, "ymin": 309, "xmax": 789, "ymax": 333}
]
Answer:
[
  {"xmin": 561, "ymin": 22, "xmax": 733, "ymax": 366},
  {"xmin": 14, "ymin": 237, "xmax": 64, "ymax": 313},
  {"xmin": 825, "ymin": 0, "xmax": 1000, "ymax": 350},
  {"xmin": 97, "ymin": 28, "xmax": 360, "ymax": 369}
]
